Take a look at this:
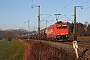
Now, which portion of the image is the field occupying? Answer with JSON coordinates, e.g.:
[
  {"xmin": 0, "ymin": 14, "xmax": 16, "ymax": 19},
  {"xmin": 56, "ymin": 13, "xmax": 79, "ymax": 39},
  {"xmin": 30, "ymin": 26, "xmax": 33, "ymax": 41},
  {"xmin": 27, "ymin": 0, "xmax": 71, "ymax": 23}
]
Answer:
[{"xmin": 0, "ymin": 40, "xmax": 25, "ymax": 60}]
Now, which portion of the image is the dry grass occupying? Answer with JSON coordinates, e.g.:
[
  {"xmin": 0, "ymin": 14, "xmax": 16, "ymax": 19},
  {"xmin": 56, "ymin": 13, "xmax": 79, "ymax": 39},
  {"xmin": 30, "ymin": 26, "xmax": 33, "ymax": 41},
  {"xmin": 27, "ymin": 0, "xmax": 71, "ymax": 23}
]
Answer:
[{"xmin": 19, "ymin": 39, "xmax": 88, "ymax": 60}]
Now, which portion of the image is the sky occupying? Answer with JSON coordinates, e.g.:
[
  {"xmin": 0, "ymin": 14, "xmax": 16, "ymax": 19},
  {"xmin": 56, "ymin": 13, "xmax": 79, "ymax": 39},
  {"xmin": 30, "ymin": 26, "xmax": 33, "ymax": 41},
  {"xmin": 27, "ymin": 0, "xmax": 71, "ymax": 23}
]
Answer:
[{"xmin": 0, "ymin": 0, "xmax": 90, "ymax": 31}]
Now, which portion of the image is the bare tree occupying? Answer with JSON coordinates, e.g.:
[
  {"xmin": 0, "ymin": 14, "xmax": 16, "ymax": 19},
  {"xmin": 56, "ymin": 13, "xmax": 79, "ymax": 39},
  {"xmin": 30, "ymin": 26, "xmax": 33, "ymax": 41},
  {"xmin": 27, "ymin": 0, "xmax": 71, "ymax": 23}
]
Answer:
[{"xmin": 4, "ymin": 30, "xmax": 14, "ymax": 41}]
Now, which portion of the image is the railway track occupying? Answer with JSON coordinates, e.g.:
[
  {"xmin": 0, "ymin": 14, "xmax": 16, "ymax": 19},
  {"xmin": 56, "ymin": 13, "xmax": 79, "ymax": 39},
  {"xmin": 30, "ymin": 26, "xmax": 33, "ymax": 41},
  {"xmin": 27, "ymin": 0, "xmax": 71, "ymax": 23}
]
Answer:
[
  {"xmin": 23, "ymin": 38, "xmax": 90, "ymax": 48},
  {"xmin": 55, "ymin": 39, "xmax": 90, "ymax": 48},
  {"xmin": 78, "ymin": 42, "xmax": 90, "ymax": 48}
]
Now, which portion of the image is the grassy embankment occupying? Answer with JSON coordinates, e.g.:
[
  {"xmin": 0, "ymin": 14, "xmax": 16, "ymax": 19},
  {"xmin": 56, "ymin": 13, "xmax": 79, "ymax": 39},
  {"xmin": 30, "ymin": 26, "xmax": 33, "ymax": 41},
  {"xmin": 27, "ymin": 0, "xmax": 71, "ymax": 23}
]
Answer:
[{"xmin": 0, "ymin": 39, "xmax": 25, "ymax": 60}]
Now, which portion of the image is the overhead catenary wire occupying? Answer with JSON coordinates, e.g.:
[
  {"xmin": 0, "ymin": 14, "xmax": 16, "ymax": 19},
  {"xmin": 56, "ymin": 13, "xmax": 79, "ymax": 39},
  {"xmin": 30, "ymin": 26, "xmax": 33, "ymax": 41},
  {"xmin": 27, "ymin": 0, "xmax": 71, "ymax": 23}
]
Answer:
[
  {"xmin": 59, "ymin": 0, "xmax": 90, "ymax": 23},
  {"xmin": 40, "ymin": 0, "xmax": 67, "ymax": 28},
  {"xmin": 74, "ymin": 0, "xmax": 90, "ymax": 13},
  {"xmin": 78, "ymin": 0, "xmax": 90, "ymax": 14},
  {"xmin": 63, "ymin": 0, "xmax": 90, "ymax": 20},
  {"xmin": 63, "ymin": 15, "xmax": 73, "ymax": 22},
  {"xmin": 64, "ymin": 0, "xmax": 90, "ymax": 21},
  {"xmin": 54, "ymin": 0, "xmax": 67, "ymax": 13},
  {"xmin": 58, "ymin": 0, "xmax": 74, "ymax": 22},
  {"xmin": 28, "ymin": 8, "xmax": 33, "ymax": 20},
  {"xmin": 59, "ymin": 0, "xmax": 74, "ymax": 13},
  {"xmin": 77, "ymin": 0, "xmax": 90, "ymax": 14},
  {"xmin": 41, "ymin": 0, "xmax": 73, "ymax": 21},
  {"xmin": 82, "ymin": 0, "xmax": 90, "ymax": 6},
  {"xmin": 77, "ymin": 7, "xmax": 90, "ymax": 14},
  {"xmin": 28, "ymin": 0, "xmax": 34, "ymax": 20},
  {"xmin": 59, "ymin": 0, "xmax": 74, "ymax": 19}
]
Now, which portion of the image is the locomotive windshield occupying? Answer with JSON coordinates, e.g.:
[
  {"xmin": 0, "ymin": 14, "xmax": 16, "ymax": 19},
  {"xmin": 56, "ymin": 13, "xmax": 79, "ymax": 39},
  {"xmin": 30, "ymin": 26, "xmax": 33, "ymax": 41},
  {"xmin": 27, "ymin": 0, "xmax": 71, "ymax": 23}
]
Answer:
[{"xmin": 57, "ymin": 25, "xmax": 67, "ymax": 29}]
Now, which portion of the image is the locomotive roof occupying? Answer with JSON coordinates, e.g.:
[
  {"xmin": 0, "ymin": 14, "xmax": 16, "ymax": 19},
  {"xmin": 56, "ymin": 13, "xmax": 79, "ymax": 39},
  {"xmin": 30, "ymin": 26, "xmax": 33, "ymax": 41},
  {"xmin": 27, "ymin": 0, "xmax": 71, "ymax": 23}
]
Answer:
[
  {"xmin": 55, "ymin": 21, "xmax": 67, "ymax": 24},
  {"xmin": 47, "ymin": 21, "xmax": 67, "ymax": 28}
]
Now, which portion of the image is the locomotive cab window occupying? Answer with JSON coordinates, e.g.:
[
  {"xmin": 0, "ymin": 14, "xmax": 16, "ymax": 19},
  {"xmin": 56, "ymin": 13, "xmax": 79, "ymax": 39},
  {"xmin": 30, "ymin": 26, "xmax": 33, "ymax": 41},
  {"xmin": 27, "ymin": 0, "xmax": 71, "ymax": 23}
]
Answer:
[
  {"xmin": 62, "ymin": 25, "xmax": 67, "ymax": 28},
  {"xmin": 56, "ymin": 25, "xmax": 67, "ymax": 29},
  {"xmin": 57, "ymin": 25, "xmax": 62, "ymax": 29}
]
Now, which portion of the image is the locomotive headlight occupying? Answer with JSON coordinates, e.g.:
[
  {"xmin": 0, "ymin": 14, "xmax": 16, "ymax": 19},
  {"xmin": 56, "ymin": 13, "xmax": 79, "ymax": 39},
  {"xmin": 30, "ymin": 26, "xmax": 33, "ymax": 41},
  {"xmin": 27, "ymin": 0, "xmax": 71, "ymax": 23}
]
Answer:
[
  {"xmin": 66, "ymin": 33, "xmax": 68, "ymax": 34},
  {"xmin": 58, "ymin": 34, "xmax": 60, "ymax": 35}
]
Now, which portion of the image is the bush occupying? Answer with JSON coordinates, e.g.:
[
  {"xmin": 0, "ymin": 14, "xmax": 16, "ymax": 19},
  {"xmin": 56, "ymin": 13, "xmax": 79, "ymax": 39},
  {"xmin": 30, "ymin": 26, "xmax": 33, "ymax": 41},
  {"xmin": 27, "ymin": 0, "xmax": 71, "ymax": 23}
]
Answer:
[{"xmin": 4, "ymin": 31, "xmax": 14, "ymax": 41}]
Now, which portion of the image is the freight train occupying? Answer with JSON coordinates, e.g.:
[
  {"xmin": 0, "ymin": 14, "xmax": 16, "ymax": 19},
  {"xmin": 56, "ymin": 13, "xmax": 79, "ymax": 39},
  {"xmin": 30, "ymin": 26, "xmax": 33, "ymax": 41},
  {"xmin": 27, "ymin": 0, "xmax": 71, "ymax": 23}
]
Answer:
[
  {"xmin": 19, "ymin": 21, "xmax": 70, "ymax": 41},
  {"xmin": 40, "ymin": 21, "xmax": 70, "ymax": 41}
]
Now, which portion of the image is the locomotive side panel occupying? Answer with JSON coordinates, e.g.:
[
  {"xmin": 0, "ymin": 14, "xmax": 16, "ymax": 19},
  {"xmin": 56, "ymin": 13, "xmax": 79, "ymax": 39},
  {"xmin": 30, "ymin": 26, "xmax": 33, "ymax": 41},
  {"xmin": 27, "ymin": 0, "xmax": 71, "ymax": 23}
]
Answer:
[{"xmin": 46, "ymin": 25, "xmax": 55, "ymax": 40}]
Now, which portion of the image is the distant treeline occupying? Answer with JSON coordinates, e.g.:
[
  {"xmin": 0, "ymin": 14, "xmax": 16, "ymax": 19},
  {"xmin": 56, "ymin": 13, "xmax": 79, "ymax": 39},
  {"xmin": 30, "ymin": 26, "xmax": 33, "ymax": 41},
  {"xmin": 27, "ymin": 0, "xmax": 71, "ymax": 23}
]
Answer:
[
  {"xmin": 0, "ymin": 22, "xmax": 90, "ymax": 40},
  {"xmin": 68, "ymin": 22, "xmax": 90, "ymax": 36},
  {"xmin": 0, "ymin": 29, "xmax": 28, "ymax": 40}
]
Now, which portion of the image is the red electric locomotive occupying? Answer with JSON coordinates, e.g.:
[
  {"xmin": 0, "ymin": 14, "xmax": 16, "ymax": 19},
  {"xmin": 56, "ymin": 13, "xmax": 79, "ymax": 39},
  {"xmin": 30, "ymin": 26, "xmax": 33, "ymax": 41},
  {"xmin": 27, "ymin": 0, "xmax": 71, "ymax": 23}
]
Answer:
[{"xmin": 45, "ymin": 21, "xmax": 69, "ymax": 40}]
